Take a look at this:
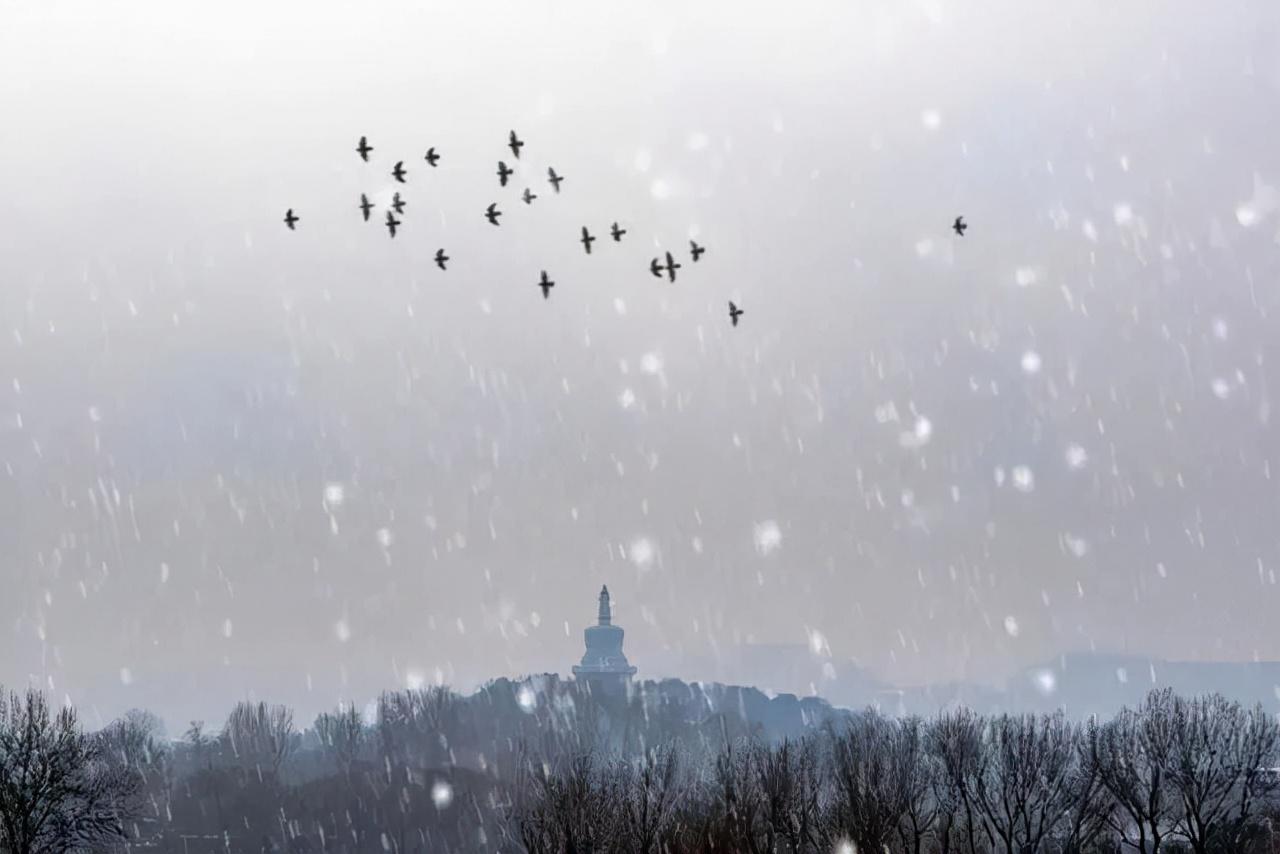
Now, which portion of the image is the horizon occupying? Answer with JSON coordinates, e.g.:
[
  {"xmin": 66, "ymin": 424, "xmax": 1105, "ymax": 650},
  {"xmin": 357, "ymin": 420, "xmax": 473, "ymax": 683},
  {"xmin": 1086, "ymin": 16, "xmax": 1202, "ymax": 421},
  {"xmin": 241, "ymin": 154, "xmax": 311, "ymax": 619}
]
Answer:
[{"xmin": 54, "ymin": 635, "xmax": 1280, "ymax": 733}]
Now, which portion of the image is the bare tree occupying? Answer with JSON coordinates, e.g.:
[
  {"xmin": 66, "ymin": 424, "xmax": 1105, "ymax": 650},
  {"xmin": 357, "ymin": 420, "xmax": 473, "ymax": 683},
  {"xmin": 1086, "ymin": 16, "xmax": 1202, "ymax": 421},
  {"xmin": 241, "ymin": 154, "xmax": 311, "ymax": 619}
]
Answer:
[
  {"xmin": 930, "ymin": 708, "xmax": 987, "ymax": 854},
  {"xmin": 707, "ymin": 738, "xmax": 765, "ymax": 853},
  {"xmin": 99, "ymin": 708, "xmax": 171, "ymax": 834},
  {"xmin": 512, "ymin": 750, "xmax": 625, "ymax": 854},
  {"xmin": 895, "ymin": 716, "xmax": 941, "ymax": 854},
  {"xmin": 0, "ymin": 688, "xmax": 140, "ymax": 854},
  {"xmin": 827, "ymin": 710, "xmax": 910, "ymax": 853},
  {"xmin": 314, "ymin": 704, "xmax": 366, "ymax": 780},
  {"xmin": 619, "ymin": 745, "xmax": 683, "ymax": 854},
  {"xmin": 969, "ymin": 712, "xmax": 1076, "ymax": 854},
  {"xmin": 221, "ymin": 701, "xmax": 295, "ymax": 778},
  {"xmin": 180, "ymin": 719, "xmax": 227, "ymax": 831},
  {"xmin": 183, "ymin": 720, "xmax": 213, "ymax": 770},
  {"xmin": 752, "ymin": 737, "xmax": 821, "ymax": 853},
  {"xmin": 376, "ymin": 686, "xmax": 457, "ymax": 770},
  {"xmin": 1091, "ymin": 688, "xmax": 1179, "ymax": 854},
  {"xmin": 98, "ymin": 709, "xmax": 166, "ymax": 773},
  {"xmin": 1165, "ymin": 694, "xmax": 1280, "ymax": 853},
  {"xmin": 1222, "ymin": 702, "xmax": 1280, "ymax": 851},
  {"xmin": 1061, "ymin": 732, "xmax": 1115, "ymax": 854}
]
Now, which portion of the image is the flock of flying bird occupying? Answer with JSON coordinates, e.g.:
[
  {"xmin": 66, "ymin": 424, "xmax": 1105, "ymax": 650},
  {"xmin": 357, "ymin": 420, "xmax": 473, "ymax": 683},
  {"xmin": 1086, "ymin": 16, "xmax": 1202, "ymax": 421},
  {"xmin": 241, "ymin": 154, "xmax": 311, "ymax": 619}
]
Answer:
[
  {"xmin": 280, "ymin": 130, "xmax": 974, "ymax": 328},
  {"xmin": 281, "ymin": 131, "xmax": 733, "ymax": 323}
]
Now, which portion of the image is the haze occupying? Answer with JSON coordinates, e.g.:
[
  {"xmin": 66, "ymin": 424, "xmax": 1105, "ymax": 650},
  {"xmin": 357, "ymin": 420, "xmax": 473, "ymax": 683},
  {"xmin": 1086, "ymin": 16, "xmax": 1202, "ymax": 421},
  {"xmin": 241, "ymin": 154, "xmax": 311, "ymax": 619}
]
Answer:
[{"xmin": 2, "ymin": 0, "xmax": 1279, "ymax": 729}]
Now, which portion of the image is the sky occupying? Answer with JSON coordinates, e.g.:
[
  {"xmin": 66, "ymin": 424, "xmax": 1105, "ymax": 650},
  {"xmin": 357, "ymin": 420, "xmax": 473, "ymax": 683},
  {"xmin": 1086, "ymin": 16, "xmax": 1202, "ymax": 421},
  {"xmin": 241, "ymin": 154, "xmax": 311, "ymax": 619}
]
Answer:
[{"xmin": 2, "ymin": 0, "xmax": 1280, "ymax": 730}]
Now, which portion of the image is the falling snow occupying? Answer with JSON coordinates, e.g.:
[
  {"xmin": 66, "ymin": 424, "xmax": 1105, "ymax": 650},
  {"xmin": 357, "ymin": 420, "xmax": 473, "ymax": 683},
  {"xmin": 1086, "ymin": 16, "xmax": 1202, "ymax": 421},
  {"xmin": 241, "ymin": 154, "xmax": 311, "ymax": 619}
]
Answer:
[
  {"xmin": 629, "ymin": 537, "xmax": 656, "ymax": 570},
  {"xmin": 1065, "ymin": 444, "xmax": 1089, "ymax": 469},
  {"xmin": 431, "ymin": 780, "xmax": 454, "ymax": 810},
  {"xmin": 754, "ymin": 521, "xmax": 783, "ymax": 556},
  {"xmin": 899, "ymin": 415, "xmax": 934, "ymax": 448},
  {"xmin": 3, "ymin": 7, "xmax": 1280, "ymax": 838}
]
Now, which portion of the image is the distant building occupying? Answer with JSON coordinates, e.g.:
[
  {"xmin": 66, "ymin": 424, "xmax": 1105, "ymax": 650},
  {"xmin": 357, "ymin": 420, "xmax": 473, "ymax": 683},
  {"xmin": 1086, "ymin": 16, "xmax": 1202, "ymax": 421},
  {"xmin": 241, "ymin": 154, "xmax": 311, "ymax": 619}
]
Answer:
[{"xmin": 572, "ymin": 585, "xmax": 637, "ymax": 695}]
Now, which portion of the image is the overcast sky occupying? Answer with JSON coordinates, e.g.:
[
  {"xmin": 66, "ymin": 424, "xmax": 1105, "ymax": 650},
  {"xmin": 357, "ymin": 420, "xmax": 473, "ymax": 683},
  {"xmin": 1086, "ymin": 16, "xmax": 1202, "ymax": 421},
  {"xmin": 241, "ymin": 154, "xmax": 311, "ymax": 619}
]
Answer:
[{"xmin": 2, "ymin": 0, "xmax": 1279, "ymax": 730}]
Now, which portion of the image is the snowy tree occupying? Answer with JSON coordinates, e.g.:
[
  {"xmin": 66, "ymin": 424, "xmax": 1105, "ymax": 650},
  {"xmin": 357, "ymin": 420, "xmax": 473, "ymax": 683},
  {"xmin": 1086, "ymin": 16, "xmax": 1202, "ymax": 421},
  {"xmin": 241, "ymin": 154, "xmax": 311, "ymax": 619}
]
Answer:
[
  {"xmin": 0, "ymin": 688, "xmax": 139, "ymax": 854},
  {"xmin": 220, "ymin": 701, "xmax": 295, "ymax": 778}
]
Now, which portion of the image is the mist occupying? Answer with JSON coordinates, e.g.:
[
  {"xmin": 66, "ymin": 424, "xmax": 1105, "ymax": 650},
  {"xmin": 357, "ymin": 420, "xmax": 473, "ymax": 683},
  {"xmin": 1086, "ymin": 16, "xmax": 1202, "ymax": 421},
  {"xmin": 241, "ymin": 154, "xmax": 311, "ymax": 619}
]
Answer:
[{"xmin": 2, "ymin": 0, "xmax": 1280, "ymax": 730}]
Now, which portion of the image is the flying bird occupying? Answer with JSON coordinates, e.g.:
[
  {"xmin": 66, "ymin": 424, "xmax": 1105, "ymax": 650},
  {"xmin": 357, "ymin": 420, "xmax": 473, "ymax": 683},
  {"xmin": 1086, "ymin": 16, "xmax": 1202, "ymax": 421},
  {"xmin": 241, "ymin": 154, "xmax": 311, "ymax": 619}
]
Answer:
[
  {"xmin": 662, "ymin": 251, "xmax": 681, "ymax": 282},
  {"xmin": 729, "ymin": 301, "xmax": 744, "ymax": 327},
  {"xmin": 690, "ymin": 240, "xmax": 706, "ymax": 262},
  {"xmin": 508, "ymin": 130, "xmax": 524, "ymax": 159},
  {"xmin": 953, "ymin": 215, "xmax": 967, "ymax": 236},
  {"xmin": 485, "ymin": 203, "xmax": 503, "ymax": 226},
  {"xmin": 650, "ymin": 252, "xmax": 681, "ymax": 282},
  {"xmin": 547, "ymin": 167, "xmax": 564, "ymax": 193},
  {"xmin": 356, "ymin": 136, "xmax": 373, "ymax": 162},
  {"xmin": 424, "ymin": 147, "xmax": 441, "ymax": 167},
  {"xmin": 522, "ymin": 188, "xmax": 538, "ymax": 205},
  {"xmin": 580, "ymin": 227, "xmax": 596, "ymax": 255},
  {"xmin": 283, "ymin": 209, "xmax": 299, "ymax": 230},
  {"xmin": 497, "ymin": 161, "xmax": 514, "ymax": 187},
  {"xmin": 358, "ymin": 194, "xmax": 374, "ymax": 221},
  {"xmin": 391, "ymin": 192, "xmax": 406, "ymax": 215},
  {"xmin": 434, "ymin": 248, "xmax": 449, "ymax": 270},
  {"xmin": 610, "ymin": 222, "xmax": 626, "ymax": 242},
  {"xmin": 385, "ymin": 210, "xmax": 401, "ymax": 238},
  {"xmin": 392, "ymin": 161, "xmax": 407, "ymax": 183},
  {"xmin": 538, "ymin": 270, "xmax": 554, "ymax": 299}
]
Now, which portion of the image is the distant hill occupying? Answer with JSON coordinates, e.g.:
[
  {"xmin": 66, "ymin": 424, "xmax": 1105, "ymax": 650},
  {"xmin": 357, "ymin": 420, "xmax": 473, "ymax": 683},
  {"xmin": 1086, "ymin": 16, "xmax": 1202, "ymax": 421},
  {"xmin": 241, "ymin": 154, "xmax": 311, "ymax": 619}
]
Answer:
[
  {"xmin": 676, "ymin": 644, "xmax": 1280, "ymax": 719},
  {"xmin": 1002, "ymin": 653, "xmax": 1280, "ymax": 718}
]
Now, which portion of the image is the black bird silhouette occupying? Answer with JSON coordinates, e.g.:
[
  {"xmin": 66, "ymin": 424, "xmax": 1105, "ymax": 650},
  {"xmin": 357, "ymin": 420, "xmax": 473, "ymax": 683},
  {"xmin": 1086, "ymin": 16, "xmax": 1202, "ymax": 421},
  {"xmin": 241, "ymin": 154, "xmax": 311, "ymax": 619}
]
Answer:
[
  {"xmin": 538, "ymin": 270, "xmax": 554, "ymax": 299},
  {"xmin": 358, "ymin": 194, "xmax": 374, "ymax": 221},
  {"xmin": 392, "ymin": 161, "xmax": 408, "ymax": 183},
  {"xmin": 522, "ymin": 188, "xmax": 538, "ymax": 205},
  {"xmin": 508, "ymin": 130, "xmax": 524, "ymax": 159},
  {"xmin": 497, "ymin": 161, "xmax": 514, "ymax": 187},
  {"xmin": 356, "ymin": 136, "xmax": 373, "ymax": 162},
  {"xmin": 690, "ymin": 240, "xmax": 706, "ymax": 262},
  {"xmin": 953, "ymin": 215, "xmax": 967, "ymax": 236},
  {"xmin": 580, "ymin": 227, "xmax": 596, "ymax": 255},
  {"xmin": 650, "ymin": 252, "xmax": 681, "ymax": 282},
  {"xmin": 547, "ymin": 167, "xmax": 564, "ymax": 193},
  {"xmin": 610, "ymin": 222, "xmax": 626, "ymax": 242},
  {"xmin": 283, "ymin": 208, "xmax": 299, "ymax": 230},
  {"xmin": 434, "ymin": 248, "xmax": 449, "ymax": 270},
  {"xmin": 663, "ymin": 251, "xmax": 681, "ymax": 282},
  {"xmin": 391, "ymin": 192, "xmax": 406, "ymax": 215},
  {"xmin": 485, "ymin": 203, "xmax": 502, "ymax": 226},
  {"xmin": 385, "ymin": 210, "xmax": 401, "ymax": 238},
  {"xmin": 729, "ymin": 301, "xmax": 744, "ymax": 327},
  {"xmin": 424, "ymin": 147, "xmax": 441, "ymax": 167}
]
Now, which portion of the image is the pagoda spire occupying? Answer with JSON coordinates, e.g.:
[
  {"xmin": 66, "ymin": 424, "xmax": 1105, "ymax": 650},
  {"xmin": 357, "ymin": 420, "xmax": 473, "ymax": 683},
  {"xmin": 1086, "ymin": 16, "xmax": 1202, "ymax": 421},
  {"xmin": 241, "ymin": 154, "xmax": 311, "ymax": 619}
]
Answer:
[
  {"xmin": 574, "ymin": 583, "xmax": 636, "ymax": 690},
  {"xmin": 598, "ymin": 585, "xmax": 612, "ymax": 626}
]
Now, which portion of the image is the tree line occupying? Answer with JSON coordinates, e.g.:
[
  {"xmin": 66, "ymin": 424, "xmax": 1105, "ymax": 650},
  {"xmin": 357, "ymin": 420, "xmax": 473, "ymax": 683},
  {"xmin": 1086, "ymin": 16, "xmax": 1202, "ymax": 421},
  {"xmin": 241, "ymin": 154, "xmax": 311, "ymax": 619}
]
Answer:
[
  {"xmin": 512, "ymin": 689, "xmax": 1280, "ymax": 853},
  {"xmin": 2, "ymin": 680, "xmax": 1279, "ymax": 853}
]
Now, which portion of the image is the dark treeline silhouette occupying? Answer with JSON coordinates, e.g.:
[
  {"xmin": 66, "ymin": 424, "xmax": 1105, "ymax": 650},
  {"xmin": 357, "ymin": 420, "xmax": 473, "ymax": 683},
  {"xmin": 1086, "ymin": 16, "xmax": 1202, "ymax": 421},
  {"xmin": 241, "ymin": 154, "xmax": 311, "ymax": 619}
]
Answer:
[
  {"xmin": 4, "ymin": 679, "xmax": 1280, "ymax": 853},
  {"xmin": 0, "ymin": 689, "xmax": 142, "ymax": 854}
]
